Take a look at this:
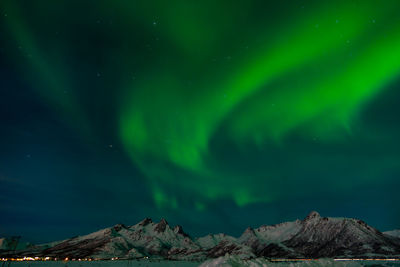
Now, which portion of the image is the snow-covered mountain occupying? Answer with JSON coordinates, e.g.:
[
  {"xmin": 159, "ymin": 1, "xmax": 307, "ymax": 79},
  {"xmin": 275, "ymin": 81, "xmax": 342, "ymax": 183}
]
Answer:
[
  {"xmin": 240, "ymin": 211, "xmax": 400, "ymax": 258},
  {"xmin": 1, "ymin": 212, "xmax": 400, "ymax": 260},
  {"xmin": 384, "ymin": 230, "xmax": 400, "ymax": 239},
  {"xmin": 0, "ymin": 237, "xmax": 32, "ymax": 251},
  {"xmin": 34, "ymin": 218, "xmax": 206, "ymax": 260}
]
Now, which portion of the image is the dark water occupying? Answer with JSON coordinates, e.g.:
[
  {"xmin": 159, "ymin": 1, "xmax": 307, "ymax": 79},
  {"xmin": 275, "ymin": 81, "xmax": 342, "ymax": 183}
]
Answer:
[{"xmin": 5, "ymin": 260, "xmax": 400, "ymax": 267}]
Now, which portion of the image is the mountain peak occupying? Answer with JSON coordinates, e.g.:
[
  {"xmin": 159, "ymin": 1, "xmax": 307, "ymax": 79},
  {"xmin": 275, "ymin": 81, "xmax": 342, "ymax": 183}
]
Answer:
[
  {"xmin": 243, "ymin": 227, "xmax": 254, "ymax": 234},
  {"xmin": 304, "ymin": 211, "xmax": 320, "ymax": 221},
  {"xmin": 174, "ymin": 225, "xmax": 189, "ymax": 237},
  {"xmin": 112, "ymin": 224, "xmax": 126, "ymax": 231},
  {"xmin": 154, "ymin": 218, "xmax": 168, "ymax": 233},
  {"xmin": 138, "ymin": 218, "xmax": 152, "ymax": 226}
]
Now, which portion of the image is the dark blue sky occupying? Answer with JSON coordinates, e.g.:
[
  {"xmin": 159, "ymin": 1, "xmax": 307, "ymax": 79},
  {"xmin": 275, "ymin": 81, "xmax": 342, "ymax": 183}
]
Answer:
[{"xmin": 1, "ymin": 0, "xmax": 400, "ymax": 244}]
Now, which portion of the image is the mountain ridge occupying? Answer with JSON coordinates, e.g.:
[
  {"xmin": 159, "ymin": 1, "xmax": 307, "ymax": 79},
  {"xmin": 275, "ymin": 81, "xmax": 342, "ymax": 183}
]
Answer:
[{"xmin": 1, "ymin": 211, "xmax": 400, "ymax": 260}]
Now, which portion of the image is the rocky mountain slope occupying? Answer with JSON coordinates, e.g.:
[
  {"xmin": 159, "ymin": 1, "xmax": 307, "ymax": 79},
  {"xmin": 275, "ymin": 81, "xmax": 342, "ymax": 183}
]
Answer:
[{"xmin": 1, "ymin": 212, "xmax": 399, "ymax": 260}]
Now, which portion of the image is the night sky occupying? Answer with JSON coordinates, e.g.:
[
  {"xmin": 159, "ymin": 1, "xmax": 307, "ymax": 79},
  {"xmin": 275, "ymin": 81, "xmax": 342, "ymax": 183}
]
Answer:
[{"xmin": 1, "ymin": 0, "xmax": 400, "ymax": 243}]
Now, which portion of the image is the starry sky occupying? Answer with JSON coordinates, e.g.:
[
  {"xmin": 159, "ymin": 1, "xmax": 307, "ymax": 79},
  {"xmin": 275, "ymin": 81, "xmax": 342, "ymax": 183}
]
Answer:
[{"xmin": 1, "ymin": 0, "xmax": 400, "ymax": 243}]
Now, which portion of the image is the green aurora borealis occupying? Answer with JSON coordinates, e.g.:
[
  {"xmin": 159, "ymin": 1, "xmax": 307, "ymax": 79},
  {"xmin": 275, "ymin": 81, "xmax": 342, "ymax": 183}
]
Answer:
[{"xmin": 1, "ymin": 0, "xmax": 400, "ymax": 241}]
